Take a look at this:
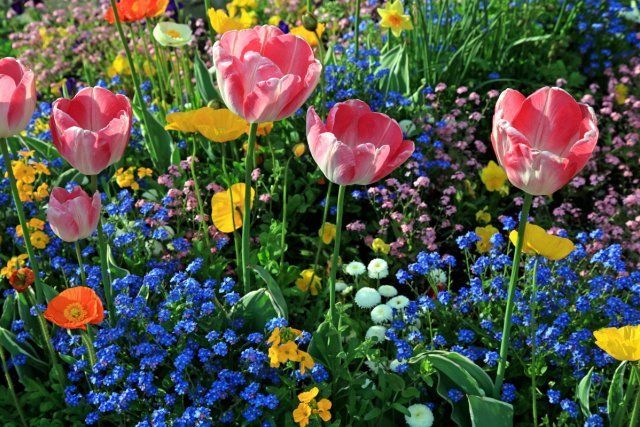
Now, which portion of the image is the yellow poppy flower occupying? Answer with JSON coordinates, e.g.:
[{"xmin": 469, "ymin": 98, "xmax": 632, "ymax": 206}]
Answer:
[
  {"xmin": 295, "ymin": 269, "xmax": 321, "ymax": 295},
  {"xmin": 315, "ymin": 398, "xmax": 332, "ymax": 422},
  {"xmin": 378, "ymin": 0, "xmax": 413, "ymax": 37},
  {"xmin": 211, "ymin": 183, "xmax": 255, "ymax": 233},
  {"xmin": 290, "ymin": 23, "xmax": 325, "ymax": 47},
  {"xmin": 298, "ymin": 387, "xmax": 319, "ymax": 403},
  {"xmin": 319, "ymin": 222, "xmax": 336, "ymax": 245},
  {"xmin": 480, "ymin": 160, "xmax": 508, "ymax": 192},
  {"xmin": 372, "ymin": 238, "xmax": 390, "ymax": 254},
  {"xmin": 208, "ymin": 7, "xmax": 252, "ymax": 34},
  {"xmin": 107, "ymin": 55, "xmax": 131, "ymax": 78},
  {"xmin": 293, "ymin": 402, "xmax": 312, "ymax": 427},
  {"xmin": 509, "ymin": 223, "xmax": 575, "ymax": 261},
  {"xmin": 594, "ymin": 325, "xmax": 640, "ymax": 361},
  {"xmin": 165, "ymin": 107, "xmax": 248, "ymax": 143},
  {"xmin": 475, "ymin": 225, "xmax": 499, "ymax": 253}
]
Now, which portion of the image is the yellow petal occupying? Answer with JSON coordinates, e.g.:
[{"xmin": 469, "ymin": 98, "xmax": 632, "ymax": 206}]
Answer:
[
  {"xmin": 165, "ymin": 110, "xmax": 200, "ymax": 133},
  {"xmin": 194, "ymin": 108, "xmax": 248, "ymax": 142},
  {"xmin": 211, "ymin": 183, "xmax": 255, "ymax": 233},
  {"xmin": 509, "ymin": 223, "xmax": 574, "ymax": 260},
  {"xmin": 594, "ymin": 326, "xmax": 640, "ymax": 361},
  {"xmin": 298, "ymin": 387, "xmax": 319, "ymax": 403}
]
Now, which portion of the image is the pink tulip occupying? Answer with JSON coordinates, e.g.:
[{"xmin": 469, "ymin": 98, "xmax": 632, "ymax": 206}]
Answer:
[
  {"xmin": 212, "ymin": 25, "xmax": 322, "ymax": 123},
  {"xmin": 0, "ymin": 58, "xmax": 36, "ymax": 138},
  {"xmin": 306, "ymin": 99, "xmax": 415, "ymax": 186},
  {"xmin": 50, "ymin": 87, "xmax": 132, "ymax": 175},
  {"xmin": 47, "ymin": 186, "xmax": 101, "ymax": 242},
  {"xmin": 491, "ymin": 87, "xmax": 598, "ymax": 195}
]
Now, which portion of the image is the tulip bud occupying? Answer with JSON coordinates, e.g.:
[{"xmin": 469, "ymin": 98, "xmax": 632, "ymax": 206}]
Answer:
[
  {"xmin": 302, "ymin": 13, "xmax": 318, "ymax": 32},
  {"xmin": 0, "ymin": 58, "xmax": 36, "ymax": 138},
  {"xmin": 293, "ymin": 143, "xmax": 306, "ymax": 157},
  {"xmin": 47, "ymin": 187, "xmax": 101, "ymax": 242}
]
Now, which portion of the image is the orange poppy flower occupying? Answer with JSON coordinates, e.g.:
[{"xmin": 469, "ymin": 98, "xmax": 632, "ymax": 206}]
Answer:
[
  {"xmin": 105, "ymin": 0, "xmax": 169, "ymax": 24},
  {"xmin": 44, "ymin": 287, "xmax": 104, "ymax": 330},
  {"xmin": 8, "ymin": 267, "xmax": 35, "ymax": 293}
]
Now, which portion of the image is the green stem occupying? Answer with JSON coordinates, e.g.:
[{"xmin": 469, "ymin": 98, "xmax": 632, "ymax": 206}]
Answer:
[
  {"xmin": 26, "ymin": 291, "xmax": 65, "ymax": 386},
  {"xmin": 310, "ymin": 182, "xmax": 333, "ymax": 285},
  {"xmin": 354, "ymin": 0, "xmax": 362, "ymax": 60},
  {"xmin": 328, "ymin": 185, "xmax": 346, "ymax": 327},
  {"xmin": 74, "ymin": 241, "xmax": 87, "ymax": 286},
  {"xmin": 80, "ymin": 329, "xmax": 97, "ymax": 369},
  {"xmin": 631, "ymin": 365, "xmax": 640, "ymax": 427},
  {"xmin": 242, "ymin": 123, "xmax": 258, "ymax": 292},
  {"xmin": 530, "ymin": 259, "xmax": 539, "ymax": 427},
  {"xmin": 494, "ymin": 192, "xmax": 533, "ymax": 396},
  {"xmin": 279, "ymin": 157, "xmax": 293, "ymax": 272},
  {"xmin": 0, "ymin": 139, "xmax": 43, "ymax": 302},
  {"xmin": 203, "ymin": 0, "xmax": 217, "ymax": 41},
  {"xmin": 90, "ymin": 175, "xmax": 115, "ymax": 325},
  {"xmin": 189, "ymin": 139, "xmax": 212, "ymax": 254},
  {"xmin": 0, "ymin": 346, "xmax": 27, "ymax": 427}
]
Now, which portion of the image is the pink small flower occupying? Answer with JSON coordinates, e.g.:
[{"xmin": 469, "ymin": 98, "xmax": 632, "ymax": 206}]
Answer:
[
  {"xmin": 0, "ymin": 58, "xmax": 36, "ymax": 138},
  {"xmin": 47, "ymin": 186, "xmax": 101, "ymax": 242}
]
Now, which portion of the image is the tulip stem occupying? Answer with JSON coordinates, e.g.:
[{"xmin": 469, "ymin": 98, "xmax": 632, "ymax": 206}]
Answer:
[
  {"xmin": 494, "ymin": 192, "xmax": 533, "ymax": 396},
  {"xmin": 354, "ymin": 0, "xmax": 362, "ymax": 61},
  {"xmin": 631, "ymin": 365, "xmax": 640, "ymax": 427},
  {"xmin": 241, "ymin": 123, "xmax": 258, "ymax": 292},
  {"xmin": 279, "ymin": 157, "xmax": 293, "ymax": 272},
  {"xmin": 310, "ymin": 182, "xmax": 333, "ymax": 287},
  {"xmin": 90, "ymin": 175, "xmax": 115, "ymax": 326},
  {"xmin": 189, "ymin": 139, "xmax": 213, "ymax": 259},
  {"xmin": 328, "ymin": 185, "xmax": 346, "ymax": 328},
  {"xmin": 74, "ymin": 242, "xmax": 87, "ymax": 286},
  {"xmin": 530, "ymin": 258, "xmax": 539, "ymax": 427},
  {"xmin": 0, "ymin": 139, "xmax": 43, "ymax": 302},
  {"xmin": 203, "ymin": 0, "xmax": 216, "ymax": 42},
  {"xmin": 0, "ymin": 346, "xmax": 27, "ymax": 427},
  {"xmin": 108, "ymin": 0, "xmax": 157, "ymax": 167}
]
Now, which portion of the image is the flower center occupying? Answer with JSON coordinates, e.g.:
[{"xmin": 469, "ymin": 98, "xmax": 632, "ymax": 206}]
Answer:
[
  {"xmin": 63, "ymin": 303, "xmax": 87, "ymax": 322},
  {"xmin": 166, "ymin": 29, "xmax": 182, "ymax": 39},
  {"xmin": 388, "ymin": 14, "xmax": 403, "ymax": 27}
]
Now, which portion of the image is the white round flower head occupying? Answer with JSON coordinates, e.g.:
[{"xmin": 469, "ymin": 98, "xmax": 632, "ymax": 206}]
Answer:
[
  {"xmin": 354, "ymin": 287, "xmax": 381, "ymax": 308},
  {"xmin": 153, "ymin": 22, "xmax": 193, "ymax": 48},
  {"xmin": 389, "ymin": 359, "xmax": 403, "ymax": 373},
  {"xmin": 371, "ymin": 304, "xmax": 393, "ymax": 324},
  {"xmin": 345, "ymin": 261, "xmax": 366, "ymax": 276},
  {"xmin": 429, "ymin": 268, "xmax": 447, "ymax": 284},
  {"xmin": 388, "ymin": 295, "xmax": 410, "ymax": 310},
  {"xmin": 365, "ymin": 325, "xmax": 387, "ymax": 342},
  {"xmin": 378, "ymin": 285, "xmax": 398, "ymax": 298},
  {"xmin": 335, "ymin": 280, "xmax": 348, "ymax": 292},
  {"xmin": 368, "ymin": 258, "xmax": 389, "ymax": 279},
  {"xmin": 405, "ymin": 404, "xmax": 434, "ymax": 427}
]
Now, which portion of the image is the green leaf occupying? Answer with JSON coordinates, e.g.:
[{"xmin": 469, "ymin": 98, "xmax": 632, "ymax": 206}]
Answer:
[
  {"xmin": 375, "ymin": 44, "xmax": 411, "ymax": 96},
  {"xmin": 426, "ymin": 354, "xmax": 484, "ymax": 396},
  {"xmin": 107, "ymin": 245, "xmax": 130, "ymax": 279},
  {"xmin": 576, "ymin": 367, "xmax": 593, "ymax": 418},
  {"xmin": 233, "ymin": 289, "xmax": 278, "ymax": 331},
  {"xmin": 15, "ymin": 136, "xmax": 57, "ymax": 160},
  {"xmin": 194, "ymin": 53, "xmax": 219, "ymax": 103},
  {"xmin": 0, "ymin": 327, "xmax": 47, "ymax": 370},
  {"xmin": 250, "ymin": 265, "xmax": 288, "ymax": 319},
  {"xmin": 467, "ymin": 395, "xmax": 513, "ymax": 427},
  {"xmin": 608, "ymin": 361, "xmax": 628, "ymax": 425},
  {"xmin": 445, "ymin": 352, "xmax": 496, "ymax": 398},
  {"xmin": 41, "ymin": 283, "xmax": 59, "ymax": 303},
  {"xmin": 132, "ymin": 95, "xmax": 173, "ymax": 171},
  {"xmin": 0, "ymin": 294, "xmax": 15, "ymax": 329},
  {"xmin": 308, "ymin": 319, "xmax": 343, "ymax": 376}
]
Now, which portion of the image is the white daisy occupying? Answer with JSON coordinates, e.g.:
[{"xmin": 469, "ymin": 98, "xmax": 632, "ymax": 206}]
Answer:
[
  {"xmin": 405, "ymin": 404, "xmax": 434, "ymax": 427},
  {"xmin": 370, "ymin": 304, "xmax": 393, "ymax": 324},
  {"xmin": 429, "ymin": 268, "xmax": 447, "ymax": 284},
  {"xmin": 345, "ymin": 261, "xmax": 366, "ymax": 276},
  {"xmin": 354, "ymin": 287, "xmax": 381, "ymax": 308},
  {"xmin": 378, "ymin": 285, "xmax": 398, "ymax": 298},
  {"xmin": 368, "ymin": 258, "xmax": 389, "ymax": 279},
  {"xmin": 335, "ymin": 280, "xmax": 348, "ymax": 292},
  {"xmin": 365, "ymin": 325, "xmax": 387, "ymax": 342},
  {"xmin": 387, "ymin": 295, "xmax": 410, "ymax": 310}
]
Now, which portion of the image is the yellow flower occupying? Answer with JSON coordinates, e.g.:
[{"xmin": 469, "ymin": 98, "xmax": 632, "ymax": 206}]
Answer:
[
  {"xmin": 16, "ymin": 181, "xmax": 33, "ymax": 202},
  {"xmin": 509, "ymin": 223, "xmax": 575, "ymax": 261},
  {"xmin": 378, "ymin": 0, "xmax": 413, "ymax": 37},
  {"xmin": 614, "ymin": 83, "xmax": 629, "ymax": 105},
  {"xmin": 297, "ymin": 350, "xmax": 315, "ymax": 374},
  {"xmin": 319, "ymin": 222, "xmax": 336, "ymax": 245},
  {"xmin": 295, "ymin": 269, "xmax": 321, "ymax": 295},
  {"xmin": 274, "ymin": 341, "xmax": 301, "ymax": 365},
  {"xmin": 34, "ymin": 183, "xmax": 49, "ymax": 201},
  {"xmin": 12, "ymin": 161, "xmax": 35, "ymax": 184},
  {"xmin": 257, "ymin": 122, "xmax": 274, "ymax": 136},
  {"xmin": 208, "ymin": 7, "xmax": 252, "ymax": 34},
  {"xmin": 293, "ymin": 143, "xmax": 306, "ymax": 157},
  {"xmin": 1, "ymin": 254, "xmax": 29, "ymax": 279},
  {"xmin": 32, "ymin": 162, "xmax": 50, "ymax": 175},
  {"xmin": 475, "ymin": 208, "xmax": 491, "ymax": 224},
  {"xmin": 372, "ymin": 238, "xmax": 390, "ymax": 254},
  {"xmin": 298, "ymin": 387, "xmax": 319, "ymax": 403},
  {"xmin": 137, "ymin": 168, "xmax": 153, "ymax": 179},
  {"xmin": 18, "ymin": 150, "xmax": 34, "ymax": 158},
  {"xmin": 480, "ymin": 160, "xmax": 508, "ymax": 193},
  {"xmin": 39, "ymin": 27, "xmax": 54, "ymax": 48},
  {"xmin": 268, "ymin": 16, "xmax": 282, "ymax": 26},
  {"xmin": 165, "ymin": 107, "xmax": 248, "ymax": 142},
  {"xmin": 30, "ymin": 230, "xmax": 49, "ymax": 250},
  {"xmin": 28, "ymin": 218, "xmax": 45, "ymax": 230},
  {"xmin": 211, "ymin": 183, "xmax": 255, "ymax": 233},
  {"xmin": 290, "ymin": 23, "xmax": 325, "ymax": 47},
  {"xmin": 293, "ymin": 402, "xmax": 312, "ymax": 427},
  {"xmin": 594, "ymin": 325, "xmax": 640, "ymax": 361},
  {"xmin": 315, "ymin": 399, "xmax": 332, "ymax": 422},
  {"xmin": 115, "ymin": 167, "xmax": 139, "ymax": 190},
  {"xmin": 107, "ymin": 55, "xmax": 131, "ymax": 78},
  {"xmin": 475, "ymin": 225, "xmax": 499, "ymax": 253}
]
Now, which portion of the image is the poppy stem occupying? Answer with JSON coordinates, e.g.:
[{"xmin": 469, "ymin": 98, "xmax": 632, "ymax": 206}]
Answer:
[
  {"xmin": 90, "ymin": 175, "xmax": 115, "ymax": 326},
  {"xmin": 631, "ymin": 365, "xmax": 640, "ymax": 427},
  {"xmin": 74, "ymin": 242, "xmax": 87, "ymax": 286},
  {"xmin": 310, "ymin": 182, "xmax": 333, "ymax": 287},
  {"xmin": 0, "ymin": 346, "xmax": 27, "ymax": 427},
  {"xmin": 188, "ymin": 138, "xmax": 213, "ymax": 259},
  {"xmin": 80, "ymin": 328, "xmax": 97, "ymax": 370},
  {"xmin": 0, "ymin": 139, "xmax": 43, "ymax": 303},
  {"xmin": 354, "ymin": 0, "xmax": 362, "ymax": 61},
  {"xmin": 242, "ymin": 123, "xmax": 258, "ymax": 292},
  {"xmin": 328, "ymin": 185, "xmax": 346, "ymax": 328},
  {"xmin": 494, "ymin": 192, "xmax": 533, "ymax": 396},
  {"xmin": 26, "ymin": 290, "xmax": 65, "ymax": 386}
]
